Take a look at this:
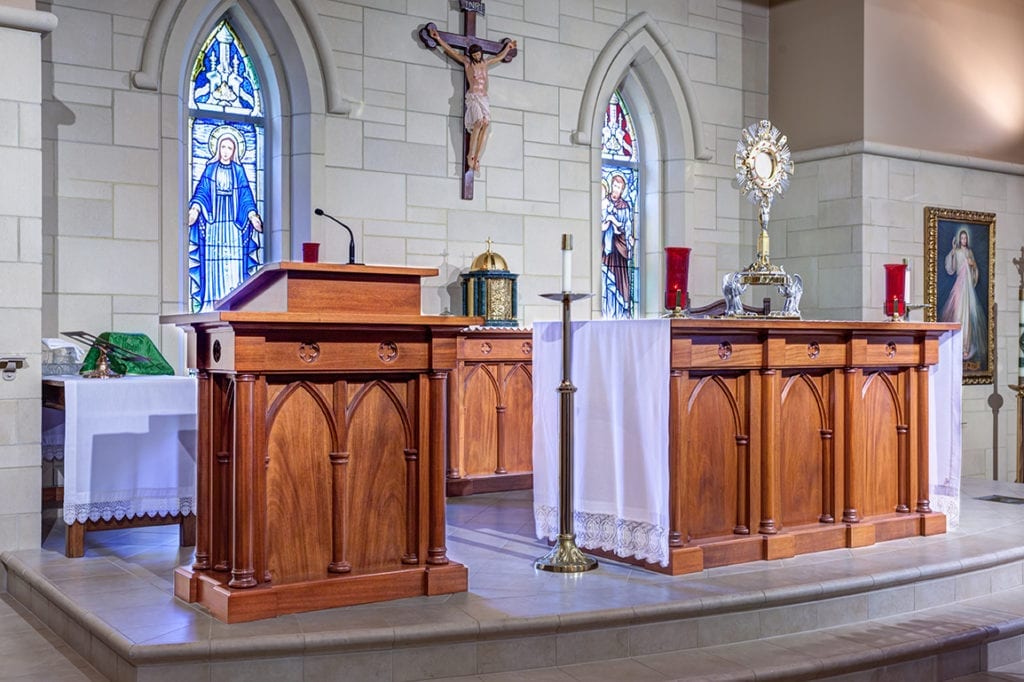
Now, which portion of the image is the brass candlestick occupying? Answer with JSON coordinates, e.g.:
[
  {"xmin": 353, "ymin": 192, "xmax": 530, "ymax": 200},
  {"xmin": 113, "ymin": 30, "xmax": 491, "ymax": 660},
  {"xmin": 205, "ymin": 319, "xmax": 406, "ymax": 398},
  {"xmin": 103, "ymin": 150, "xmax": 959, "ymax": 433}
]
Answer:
[
  {"xmin": 887, "ymin": 295, "xmax": 905, "ymax": 322},
  {"xmin": 534, "ymin": 290, "xmax": 598, "ymax": 573},
  {"xmin": 664, "ymin": 289, "xmax": 689, "ymax": 319},
  {"xmin": 1013, "ymin": 384, "xmax": 1024, "ymax": 483}
]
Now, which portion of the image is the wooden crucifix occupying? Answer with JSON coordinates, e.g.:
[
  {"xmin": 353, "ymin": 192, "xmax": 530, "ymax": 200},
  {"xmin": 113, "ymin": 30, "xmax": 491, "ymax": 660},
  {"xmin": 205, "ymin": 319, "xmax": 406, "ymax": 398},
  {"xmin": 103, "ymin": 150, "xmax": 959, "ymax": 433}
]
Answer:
[{"xmin": 418, "ymin": 0, "xmax": 518, "ymax": 200}]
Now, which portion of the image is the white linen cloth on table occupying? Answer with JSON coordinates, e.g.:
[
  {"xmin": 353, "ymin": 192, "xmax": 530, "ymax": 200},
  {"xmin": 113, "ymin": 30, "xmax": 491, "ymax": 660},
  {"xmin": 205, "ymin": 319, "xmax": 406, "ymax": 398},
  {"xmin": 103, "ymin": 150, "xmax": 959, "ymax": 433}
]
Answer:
[
  {"xmin": 58, "ymin": 375, "xmax": 198, "ymax": 526},
  {"xmin": 42, "ymin": 405, "xmax": 64, "ymax": 462},
  {"xmin": 532, "ymin": 319, "xmax": 670, "ymax": 566},
  {"xmin": 929, "ymin": 329, "xmax": 963, "ymax": 529}
]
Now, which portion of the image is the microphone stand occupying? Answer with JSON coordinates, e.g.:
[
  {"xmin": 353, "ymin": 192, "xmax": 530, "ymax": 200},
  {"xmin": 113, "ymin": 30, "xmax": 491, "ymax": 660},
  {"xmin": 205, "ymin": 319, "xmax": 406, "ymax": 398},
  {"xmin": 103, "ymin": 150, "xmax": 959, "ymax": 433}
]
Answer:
[{"xmin": 313, "ymin": 208, "xmax": 358, "ymax": 264}]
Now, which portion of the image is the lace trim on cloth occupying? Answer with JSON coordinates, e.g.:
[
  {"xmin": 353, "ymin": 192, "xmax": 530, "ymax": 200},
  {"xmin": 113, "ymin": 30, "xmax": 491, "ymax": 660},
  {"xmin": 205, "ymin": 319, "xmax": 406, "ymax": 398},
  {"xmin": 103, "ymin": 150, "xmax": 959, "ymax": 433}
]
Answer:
[
  {"xmin": 929, "ymin": 493, "xmax": 960, "ymax": 530},
  {"xmin": 535, "ymin": 504, "xmax": 669, "ymax": 567},
  {"xmin": 64, "ymin": 495, "xmax": 194, "ymax": 525},
  {"xmin": 41, "ymin": 444, "xmax": 64, "ymax": 462}
]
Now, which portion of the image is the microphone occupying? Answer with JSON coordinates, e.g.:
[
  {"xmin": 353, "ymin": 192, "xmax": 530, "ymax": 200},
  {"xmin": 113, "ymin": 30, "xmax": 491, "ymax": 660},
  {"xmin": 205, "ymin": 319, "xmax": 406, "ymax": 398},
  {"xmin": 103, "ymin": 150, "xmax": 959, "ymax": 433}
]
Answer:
[{"xmin": 313, "ymin": 208, "xmax": 358, "ymax": 264}]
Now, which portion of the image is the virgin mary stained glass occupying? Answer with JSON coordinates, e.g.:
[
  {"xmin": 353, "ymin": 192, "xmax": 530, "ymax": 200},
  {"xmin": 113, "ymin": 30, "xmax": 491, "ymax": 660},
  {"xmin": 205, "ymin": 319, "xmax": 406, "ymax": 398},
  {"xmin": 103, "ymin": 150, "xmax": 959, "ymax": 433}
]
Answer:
[
  {"xmin": 186, "ymin": 19, "xmax": 265, "ymax": 312},
  {"xmin": 600, "ymin": 91, "xmax": 640, "ymax": 319}
]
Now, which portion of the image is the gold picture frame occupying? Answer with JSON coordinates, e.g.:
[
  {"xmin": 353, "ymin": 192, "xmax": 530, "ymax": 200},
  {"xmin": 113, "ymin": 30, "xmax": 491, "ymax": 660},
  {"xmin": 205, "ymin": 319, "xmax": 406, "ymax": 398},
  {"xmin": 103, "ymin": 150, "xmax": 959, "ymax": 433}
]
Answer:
[{"xmin": 924, "ymin": 206, "xmax": 996, "ymax": 385}]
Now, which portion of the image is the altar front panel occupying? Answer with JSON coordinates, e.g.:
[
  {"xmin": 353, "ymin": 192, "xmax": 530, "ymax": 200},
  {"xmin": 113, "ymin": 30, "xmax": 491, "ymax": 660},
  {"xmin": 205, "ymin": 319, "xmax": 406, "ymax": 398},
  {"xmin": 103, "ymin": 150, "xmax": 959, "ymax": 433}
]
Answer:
[
  {"xmin": 447, "ymin": 329, "xmax": 534, "ymax": 496},
  {"xmin": 534, "ymin": 319, "xmax": 959, "ymax": 575}
]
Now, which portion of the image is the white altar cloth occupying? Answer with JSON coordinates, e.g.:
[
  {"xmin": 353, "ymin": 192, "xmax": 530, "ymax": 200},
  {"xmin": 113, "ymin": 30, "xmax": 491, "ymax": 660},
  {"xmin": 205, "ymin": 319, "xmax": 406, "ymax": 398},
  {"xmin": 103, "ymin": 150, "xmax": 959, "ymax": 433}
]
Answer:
[
  {"xmin": 929, "ymin": 330, "xmax": 963, "ymax": 529},
  {"xmin": 51, "ymin": 375, "xmax": 198, "ymax": 526},
  {"xmin": 533, "ymin": 319, "xmax": 671, "ymax": 566}
]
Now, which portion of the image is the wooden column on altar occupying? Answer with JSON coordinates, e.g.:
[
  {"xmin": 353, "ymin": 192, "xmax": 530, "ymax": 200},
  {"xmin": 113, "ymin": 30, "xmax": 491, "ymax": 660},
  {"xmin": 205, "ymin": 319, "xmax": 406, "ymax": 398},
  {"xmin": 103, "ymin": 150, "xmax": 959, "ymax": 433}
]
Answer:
[
  {"xmin": 447, "ymin": 328, "xmax": 533, "ymax": 496},
  {"xmin": 161, "ymin": 263, "xmax": 479, "ymax": 623}
]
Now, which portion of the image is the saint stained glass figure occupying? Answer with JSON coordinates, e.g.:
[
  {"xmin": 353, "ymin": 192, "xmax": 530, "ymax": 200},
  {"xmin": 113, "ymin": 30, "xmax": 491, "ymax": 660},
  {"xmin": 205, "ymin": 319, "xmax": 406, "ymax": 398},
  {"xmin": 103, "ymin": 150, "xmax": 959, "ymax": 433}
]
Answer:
[
  {"xmin": 600, "ymin": 91, "xmax": 640, "ymax": 319},
  {"xmin": 187, "ymin": 19, "xmax": 265, "ymax": 312}
]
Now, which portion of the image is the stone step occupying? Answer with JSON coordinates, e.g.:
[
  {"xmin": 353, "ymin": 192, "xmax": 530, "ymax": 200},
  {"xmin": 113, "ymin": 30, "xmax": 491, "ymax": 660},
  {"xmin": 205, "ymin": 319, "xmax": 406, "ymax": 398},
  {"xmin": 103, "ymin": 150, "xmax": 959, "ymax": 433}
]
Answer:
[{"xmin": 4, "ymin": 480, "xmax": 1024, "ymax": 681}]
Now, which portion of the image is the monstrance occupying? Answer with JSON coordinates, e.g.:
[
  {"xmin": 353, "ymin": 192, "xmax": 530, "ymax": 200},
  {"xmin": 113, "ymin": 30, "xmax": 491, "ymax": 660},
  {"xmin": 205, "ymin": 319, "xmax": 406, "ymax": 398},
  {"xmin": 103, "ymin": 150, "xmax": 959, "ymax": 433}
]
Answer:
[{"xmin": 727, "ymin": 119, "xmax": 802, "ymax": 318}]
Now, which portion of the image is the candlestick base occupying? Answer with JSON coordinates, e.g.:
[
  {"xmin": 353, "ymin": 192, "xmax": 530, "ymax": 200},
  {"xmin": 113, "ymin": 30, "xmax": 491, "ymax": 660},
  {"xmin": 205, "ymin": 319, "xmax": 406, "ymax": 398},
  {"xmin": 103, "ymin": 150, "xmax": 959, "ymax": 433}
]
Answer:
[
  {"xmin": 534, "ymin": 534, "xmax": 599, "ymax": 573},
  {"xmin": 662, "ymin": 306, "xmax": 690, "ymax": 318}
]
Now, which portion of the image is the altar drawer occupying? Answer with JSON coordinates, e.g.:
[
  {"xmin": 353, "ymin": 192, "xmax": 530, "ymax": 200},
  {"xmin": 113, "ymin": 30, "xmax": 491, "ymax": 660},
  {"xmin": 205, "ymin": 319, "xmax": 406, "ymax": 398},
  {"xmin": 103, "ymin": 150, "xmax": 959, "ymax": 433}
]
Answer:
[
  {"xmin": 458, "ymin": 335, "xmax": 533, "ymax": 361},
  {"xmin": 777, "ymin": 337, "xmax": 846, "ymax": 367},
  {"xmin": 686, "ymin": 336, "xmax": 763, "ymax": 369},
  {"xmin": 202, "ymin": 331, "xmax": 433, "ymax": 373},
  {"xmin": 860, "ymin": 335, "xmax": 922, "ymax": 367},
  {"xmin": 247, "ymin": 336, "xmax": 430, "ymax": 372}
]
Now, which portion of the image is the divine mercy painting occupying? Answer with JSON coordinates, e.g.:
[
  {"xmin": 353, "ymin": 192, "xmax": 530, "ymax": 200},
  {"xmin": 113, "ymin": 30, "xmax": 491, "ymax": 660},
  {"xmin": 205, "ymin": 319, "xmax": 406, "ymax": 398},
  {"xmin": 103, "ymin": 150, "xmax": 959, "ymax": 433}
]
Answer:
[{"xmin": 925, "ymin": 206, "xmax": 996, "ymax": 385}]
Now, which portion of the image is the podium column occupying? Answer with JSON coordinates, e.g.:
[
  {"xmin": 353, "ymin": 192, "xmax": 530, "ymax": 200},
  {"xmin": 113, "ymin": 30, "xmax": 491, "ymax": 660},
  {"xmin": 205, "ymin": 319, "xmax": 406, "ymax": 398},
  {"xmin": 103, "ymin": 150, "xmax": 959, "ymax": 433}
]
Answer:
[{"xmin": 229, "ymin": 374, "xmax": 258, "ymax": 588}]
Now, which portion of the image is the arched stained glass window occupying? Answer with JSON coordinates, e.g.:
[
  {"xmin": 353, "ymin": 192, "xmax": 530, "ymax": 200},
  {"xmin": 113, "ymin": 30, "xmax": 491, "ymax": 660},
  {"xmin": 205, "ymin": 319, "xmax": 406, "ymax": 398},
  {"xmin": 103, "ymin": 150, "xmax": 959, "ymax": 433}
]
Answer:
[
  {"xmin": 186, "ymin": 19, "xmax": 265, "ymax": 313},
  {"xmin": 600, "ymin": 90, "xmax": 640, "ymax": 319}
]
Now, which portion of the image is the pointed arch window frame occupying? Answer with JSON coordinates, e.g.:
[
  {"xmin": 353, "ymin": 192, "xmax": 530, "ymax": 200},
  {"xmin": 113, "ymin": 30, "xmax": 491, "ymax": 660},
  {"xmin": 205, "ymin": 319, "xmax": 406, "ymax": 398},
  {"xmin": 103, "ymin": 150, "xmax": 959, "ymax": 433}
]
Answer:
[{"xmin": 573, "ymin": 11, "xmax": 714, "ymax": 319}]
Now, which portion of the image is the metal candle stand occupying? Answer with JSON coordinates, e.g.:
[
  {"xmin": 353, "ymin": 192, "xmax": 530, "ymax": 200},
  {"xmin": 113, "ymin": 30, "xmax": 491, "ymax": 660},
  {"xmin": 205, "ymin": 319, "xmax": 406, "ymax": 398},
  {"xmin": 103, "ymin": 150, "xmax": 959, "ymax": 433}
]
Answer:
[{"xmin": 534, "ymin": 290, "xmax": 598, "ymax": 573}]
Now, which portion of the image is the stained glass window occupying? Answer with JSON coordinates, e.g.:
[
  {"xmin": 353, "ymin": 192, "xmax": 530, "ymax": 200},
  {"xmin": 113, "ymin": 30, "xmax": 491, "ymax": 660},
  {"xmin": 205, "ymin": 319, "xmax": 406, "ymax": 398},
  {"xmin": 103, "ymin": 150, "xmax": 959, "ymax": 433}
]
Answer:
[
  {"xmin": 186, "ymin": 19, "xmax": 265, "ymax": 313},
  {"xmin": 600, "ymin": 91, "xmax": 640, "ymax": 319}
]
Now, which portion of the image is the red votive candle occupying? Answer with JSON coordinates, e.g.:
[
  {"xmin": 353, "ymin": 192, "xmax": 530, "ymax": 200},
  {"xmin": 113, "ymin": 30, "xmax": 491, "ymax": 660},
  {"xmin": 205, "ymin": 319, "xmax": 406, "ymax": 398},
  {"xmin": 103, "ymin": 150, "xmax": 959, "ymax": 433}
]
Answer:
[
  {"xmin": 883, "ymin": 262, "xmax": 907, "ymax": 317},
  {"xmin": 664, "ymin": 247, "xmax": 691, "ymax": 310},
  {"xmin": 302, "ymin": 242, "xmax": 320, "ymax": 263}
]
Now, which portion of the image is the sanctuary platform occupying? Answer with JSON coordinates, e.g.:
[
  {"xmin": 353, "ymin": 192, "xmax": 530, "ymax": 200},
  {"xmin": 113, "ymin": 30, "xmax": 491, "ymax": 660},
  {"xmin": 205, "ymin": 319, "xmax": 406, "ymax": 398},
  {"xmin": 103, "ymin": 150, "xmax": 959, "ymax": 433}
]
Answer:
[{"xmin": 5, "ymin": 477, "xmax": 1024, "ymax": 681}]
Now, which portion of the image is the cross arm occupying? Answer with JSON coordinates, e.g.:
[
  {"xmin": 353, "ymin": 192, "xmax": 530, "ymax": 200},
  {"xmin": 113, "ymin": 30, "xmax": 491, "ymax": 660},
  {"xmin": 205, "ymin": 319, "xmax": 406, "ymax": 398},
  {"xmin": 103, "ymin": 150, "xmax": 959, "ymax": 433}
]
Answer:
[{"xmin": 418, "ymin": 22, "xmax": 517, "ymax": 62}]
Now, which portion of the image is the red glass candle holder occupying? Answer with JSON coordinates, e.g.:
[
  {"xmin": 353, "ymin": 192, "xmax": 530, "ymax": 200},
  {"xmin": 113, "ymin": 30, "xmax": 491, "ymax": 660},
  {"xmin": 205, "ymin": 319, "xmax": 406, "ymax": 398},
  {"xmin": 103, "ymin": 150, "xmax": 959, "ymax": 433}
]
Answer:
[
  {"xmin": 302, "ymin": 242, "xmax": 320, "ymax": 263},
  {"xmin": 883, "ymin": 262, "xmax": 907, "ymax": 319},
  {"xmin": 664, "ymin": 247, "xmax": 691, "ymax": 311}
]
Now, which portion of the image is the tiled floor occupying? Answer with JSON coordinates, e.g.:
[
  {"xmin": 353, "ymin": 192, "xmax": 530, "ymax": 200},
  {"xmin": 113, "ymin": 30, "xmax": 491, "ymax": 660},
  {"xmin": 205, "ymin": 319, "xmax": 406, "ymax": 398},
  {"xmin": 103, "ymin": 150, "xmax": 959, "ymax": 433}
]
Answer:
[{"xmin": 6, "ymin": 477, "xmax": 1024, "ymax": 680}]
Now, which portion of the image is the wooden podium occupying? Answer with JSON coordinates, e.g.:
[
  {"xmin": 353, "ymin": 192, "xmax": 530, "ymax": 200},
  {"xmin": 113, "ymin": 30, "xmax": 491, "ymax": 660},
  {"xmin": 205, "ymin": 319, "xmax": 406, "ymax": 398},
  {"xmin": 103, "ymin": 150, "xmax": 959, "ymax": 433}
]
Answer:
[{"xmin": 161, "ymin": 263, "xmax": 479, "ymax": 623}]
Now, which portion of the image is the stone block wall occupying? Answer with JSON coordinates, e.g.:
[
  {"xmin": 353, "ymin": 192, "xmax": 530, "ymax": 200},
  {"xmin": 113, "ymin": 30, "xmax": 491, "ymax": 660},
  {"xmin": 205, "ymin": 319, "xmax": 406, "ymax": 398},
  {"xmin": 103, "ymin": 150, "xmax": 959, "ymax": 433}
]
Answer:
[
  {"xmin": 39, "ymin": 0, "xmax": 768, "ymax": 334},
  {"xmin": 773, "ymin": 144, "xmax": 1024, "ymax": 481},
  {"xmin": 0, "ymin": 3, "xmax": 56, "ymax": 553}
]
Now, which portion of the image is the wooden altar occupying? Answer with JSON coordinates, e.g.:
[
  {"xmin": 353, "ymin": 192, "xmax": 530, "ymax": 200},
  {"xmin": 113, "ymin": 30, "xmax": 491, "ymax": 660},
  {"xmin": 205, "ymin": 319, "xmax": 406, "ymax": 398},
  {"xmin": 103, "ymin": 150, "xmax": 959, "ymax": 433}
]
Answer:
[
  {"xmin": 447, "ymin": 328, "xmax": 533, "ymax": 496},
  {"xmin": 161, "ymin": 263, "xmax": 478, "ymax": 623},
  {"xmin": 534, "ymin": 318, "xmax": 959, "ymax": 576},
  {"xmin": 664, "ymin": 318, "xmax": 957, "ymax": 574}
]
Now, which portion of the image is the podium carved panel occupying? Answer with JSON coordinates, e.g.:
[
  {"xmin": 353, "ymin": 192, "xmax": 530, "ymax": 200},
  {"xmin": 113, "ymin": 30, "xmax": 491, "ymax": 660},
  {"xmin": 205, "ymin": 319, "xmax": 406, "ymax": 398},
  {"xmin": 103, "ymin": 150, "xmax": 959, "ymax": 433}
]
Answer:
[{"xmin": 447, "ymin": 329, "xmax": 533, "ymax": 496}]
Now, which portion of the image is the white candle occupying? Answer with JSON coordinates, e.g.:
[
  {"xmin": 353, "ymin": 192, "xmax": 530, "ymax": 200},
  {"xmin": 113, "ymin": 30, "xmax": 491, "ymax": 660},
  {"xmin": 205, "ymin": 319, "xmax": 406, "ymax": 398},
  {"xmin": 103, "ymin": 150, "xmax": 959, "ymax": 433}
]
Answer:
[
  {"xmin": 903, "ymin": 258, "xmax": 911, "ymax": 312},
  {"xmin": 561, "ymin": 233, "xmax": 573, "ymax": 292}
]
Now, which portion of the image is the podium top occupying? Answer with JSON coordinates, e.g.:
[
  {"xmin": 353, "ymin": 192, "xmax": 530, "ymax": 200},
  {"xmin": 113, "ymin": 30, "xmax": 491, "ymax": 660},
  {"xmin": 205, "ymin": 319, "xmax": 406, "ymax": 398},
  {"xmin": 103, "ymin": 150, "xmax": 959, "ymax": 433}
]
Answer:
[{"xmin": 212, "ymin": 262, "xmax": 440, "ymax": 315}]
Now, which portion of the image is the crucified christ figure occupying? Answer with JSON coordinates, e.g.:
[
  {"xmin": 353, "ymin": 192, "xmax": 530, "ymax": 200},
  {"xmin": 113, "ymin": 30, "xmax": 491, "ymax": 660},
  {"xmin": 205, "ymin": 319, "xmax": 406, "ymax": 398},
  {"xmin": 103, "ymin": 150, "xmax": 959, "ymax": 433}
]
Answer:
[{"xmin": 428, "ymin": 26, "xmax": 516, "ymax": 171}]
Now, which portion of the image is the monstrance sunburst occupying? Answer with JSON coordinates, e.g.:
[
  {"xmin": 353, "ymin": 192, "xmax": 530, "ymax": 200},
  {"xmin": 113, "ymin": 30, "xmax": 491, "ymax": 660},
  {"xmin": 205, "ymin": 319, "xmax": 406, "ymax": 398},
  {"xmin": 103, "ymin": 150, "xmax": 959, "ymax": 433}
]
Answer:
[{"xmin": 725, "ymin": 120, "xmax": 802, "ymax": 317}]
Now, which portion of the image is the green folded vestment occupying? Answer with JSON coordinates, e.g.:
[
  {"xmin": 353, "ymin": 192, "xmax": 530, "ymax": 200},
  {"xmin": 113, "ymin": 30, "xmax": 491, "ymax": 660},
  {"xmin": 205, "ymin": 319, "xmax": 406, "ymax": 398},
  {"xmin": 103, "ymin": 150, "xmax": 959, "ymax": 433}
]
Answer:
[{"xmin": 80, "ymin": 332, "xmax": 175, "ymax": 376}]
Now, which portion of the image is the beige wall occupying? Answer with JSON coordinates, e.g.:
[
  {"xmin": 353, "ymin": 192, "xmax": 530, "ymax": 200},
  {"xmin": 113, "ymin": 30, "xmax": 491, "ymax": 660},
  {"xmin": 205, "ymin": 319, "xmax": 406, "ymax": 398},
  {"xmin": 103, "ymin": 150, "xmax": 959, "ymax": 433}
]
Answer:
[
  {"xmin": 865, "ymin": 0, "xmax": 1024, "ymax": 163},
  {"xmin": 770, "ymin": 0, "xmax": 1024, "ymax": 164},
  {"xmin": 769, "ymin": 0, "xmax": 864, "ymax": 151}
]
